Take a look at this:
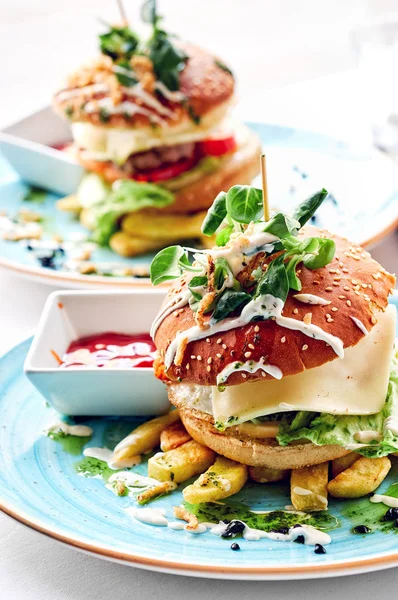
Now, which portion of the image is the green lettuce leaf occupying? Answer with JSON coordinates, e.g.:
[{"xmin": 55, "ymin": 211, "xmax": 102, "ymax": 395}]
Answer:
[
  {"xmin": 85, "ymin": 179, "xmax": 174, "ymax": 245},
  {"xmin": 276, "ymin": 352, "xmax": 398, "ymax": 458}
]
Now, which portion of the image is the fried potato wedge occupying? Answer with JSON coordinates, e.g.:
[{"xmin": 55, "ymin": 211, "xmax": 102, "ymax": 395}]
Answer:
[
  {"xmin": 328, "ymin": 456, "xmax": 391, "ymax": 498},
  {"xmin": 183, "ymin": 457, "xmax": 248, "ymax": 503},
  {"xmin": 113, "ymin": 411, "xmax": 180, "ymax": 461},
  {"xmin": 160, "ymin": 421, "xmax": 191, "ymax": 452},
  {"xmin": 121, "ymin": 210, "xmax": 207, "ymax": 241},
  {"xmin": 331, "ymin": 452, "xmax": 361, "ymax": 478},
  {"xmin": 249, "ymin": 466, "xmax": 289, "ymax": 483},
  {"xmin": 290, "ymin": 463, "xmax": 328, "ymax": 512},
  {"xmin": 109, "ymin": 231, "xmax": 166, "ymax": 257},
  {"xmin": 148, "ymin": 440, "xmax": 215, "ymax": 483},
  {"xmin": 56, "ymin": 195, "xmax": 82, "ymax": 213}
]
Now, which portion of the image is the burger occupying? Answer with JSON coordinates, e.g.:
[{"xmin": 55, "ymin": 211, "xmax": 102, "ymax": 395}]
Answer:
[
  {"xmin": 52, "ymin": 5, "xmax": 260, "ymax": 257},
  {"xmin": 150, "ymin": 184, "xmax": 397, "ymax": 470}
]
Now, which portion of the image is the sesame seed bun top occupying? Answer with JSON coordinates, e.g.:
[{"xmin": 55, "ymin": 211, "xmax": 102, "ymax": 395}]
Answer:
[
  {"xmin": 53, "ymin": 42, "xmax": 234, "ymax": 130},
  {"xmin": 154, "ymin": 226, "xmax": 395, "ymax": 387}
]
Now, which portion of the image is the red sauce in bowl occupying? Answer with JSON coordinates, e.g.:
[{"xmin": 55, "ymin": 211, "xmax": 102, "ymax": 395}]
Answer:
[{"xmin": 60, "ymin": 332, "xmax": 156, "ymax": 369}]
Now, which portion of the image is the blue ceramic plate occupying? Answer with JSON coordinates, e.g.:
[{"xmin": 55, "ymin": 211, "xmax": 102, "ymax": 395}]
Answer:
[
  {"xmin": 0, "ymin": 121, "xmax": 397, "ymax": 288},
  {"xmin": 0, "ymin": 295, "xmax": 397, "ymax": 579}
]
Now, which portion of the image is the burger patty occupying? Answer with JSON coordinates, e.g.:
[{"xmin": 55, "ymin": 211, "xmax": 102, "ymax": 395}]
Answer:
[{"xmin": 120, "ymin": 142, "xmax": 196, "ymax": 174}]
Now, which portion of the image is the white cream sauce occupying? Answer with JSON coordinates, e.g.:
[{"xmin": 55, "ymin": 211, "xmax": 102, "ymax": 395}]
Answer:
[
  {"xmin": 354, "ymin": 430, "xmax": 382, "ymax": 443},
  {"xmin": 350, "ymin": 316, "xmax": 368, "ymax": 336},
  {"xmin": 150, "ymin": 289, "xmax": 191, "ymax": 339},
  {"xmin": 216, "ymin": 356, "xmax": 283, "ymax": 386},
  {"xmin": 370, "ymin": 494, "xmax": 398, "ymax": 508},
  {"xmin": 209, "ymin": 232, "xmax": 278, "ymax": 277},
  {"xmin": 83, "ymin": 447, "xmax": 141, "ymax": 470},
  {"xmin": 384, "ymin": 416, "xmax": 398, "ymax": 436},
  {"xmin": 127, "ymin": 508, "xmax": 208, "ymax": 533},
  {"xmin": 84, "ymin": 98, "xmax": 166, "ymax": 126},
  {"xmin": 155, "ymin": 81, "xmax": 186, "ymax": 103},
  {"xmin": 165, "ymin": 294, "xmax": 344, "ymax": 370},
  {"xmin": 210, "ymin": 521, "xmax": 331, "ymax": 545},
  {"xmin": 57, "ymin": 83, "xmax": 108, "ymax": 102},
  {"xmin": 120, "ymin": 83, "xmax": 176, "ymax": 118},
  {"xmin": 108, "ymin": 471, "xmax": 159, "ymax": 488},
  {"xmin": 293, "ymin": 293, "xmax": 331, "ymax": 306},
  {"xmin": 46, "ymin": 421, "xmax": 93, "ymax": 437}
]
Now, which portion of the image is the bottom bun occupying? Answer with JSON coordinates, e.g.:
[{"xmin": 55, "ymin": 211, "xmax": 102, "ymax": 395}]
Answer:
[{"xmin": 179, "ymin": 409, "xmax": 350, "ymax": 470}]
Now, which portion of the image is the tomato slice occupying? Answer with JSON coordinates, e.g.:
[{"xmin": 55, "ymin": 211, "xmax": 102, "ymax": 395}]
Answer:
[
  {"xmin": 134, "ymin": 156, "xmax": 196, "ymax": 183},
  {"xmin": 198, "ymin": 135, "xmax": 237, "ymax": 157}
]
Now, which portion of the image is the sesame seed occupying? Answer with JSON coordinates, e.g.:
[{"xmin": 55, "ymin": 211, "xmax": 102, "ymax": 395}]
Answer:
[
  {"xmin": 313, "ymin": 281, "xmax": 320, "ymax": 285},
  {"xmin": 197, "ymin": 355, "xmax": 202, "ymax": 361},
  {"xmin": 346, "ymin": 300, "xmax": 352, "ymax": 306},
  {"xmin": 191, "ymin": 355, "xmax": 196, "ymax": 360},
  {"xmin": 293, "ymin": 308, "xmax": 299, "ymax": 314},
  {"xmin": 327, "ymin": 316, "xmax": 334, "ymax": 323},
  {"xmin": 351, "ymin": 280, "xmax": 358, "ymax": 285},
  {"xmin": 244, "ymin": 351, "xmax": 252, "ymax": 358},
  {"xmin": 216, "ymin": 338, "xmax": 222, "ymax": 344},
  {"xmin": 222, "ymin": 344, "xmax": 227, "ymax": 350},
  {"xmin": 206, "ymin": 365, "xmax": 211, "ymax": 372},
  {"xmin": 303, "ymin": 312, "xmax": 312, "ymax": 325},
  {"xmin": 186, "ymin": 363, "xmax": 190, "ymax": 370},
  {"xmin": 281, "ymin": 336, "xmax": 286, "ymax": 343},
  {"xmin": 329, "ymin": 269, "xmax": 338, "ymax": 274},
  {"xmin": 207, "ymin": 357, "xmax": 212, "ymax": 364},
  {"xmin": 331, "ymin": 307, "xmax": 338, "ymax": 312},
  {"xmin": 325, "ymin": 313, "xmax": 331, "ymax": 320},
  {"xmin": 372, "ymin": 273, "xmax": 380, "ymax": 280},
  {"xmin": 371, "ymin": 316, "xmax": 377, "ymax": 324},
  {"xmin": 338, "ymin": 295, "xmax": 345, "ymax": 299},
  {"xmin": 241, "ymin": 373, "xmax": 247, "ymax": 378},
  {"xmin": 254, "ymin": 325, "xmax": 260, "ymax": 333},
  {"xmin": 302, "ymin": 344, "xmax": 309, "ymax": 351},
  {"xmin": 354, "ymin": 291, "xmax": 360, "ymax": 296},
  {"xmin": 248, "ymin": 343, "xmax": 255, "ymax": 350},
  {"xmin": 206, "ymin": 338, "xmax": 210, "ymax": 343},
  {"xmin": 352, "ymin": 255, "xmax": 360, "ymax": 261},
  {"xmin": 333, "ymin": 277, "xmax": 341, "ymax": 281},
  {"xmin": 261, "ymin": 372, "xmax": 266, "ymax": 377},
  {"xmin": 361, "ymin": 283, "xmax": 367, "ymax": 289},
  {"xmin": 344, "ymin": 286, "xmax": 350, "ymax": 291},
  {"xmin": 339, "ymin": 263, "xmax": 344, "ymax": 268},
  {"xmin": 332, "ymin": 282, "xmax": 340, "ymax": 286},
  {"xmin": 325, "ymin": 286, "xmax": 333, "ymax": 291},
  {"xmin": 342, "ymin": 268, "xmax": 349, "ymax": 273},
  {"xmin": 216, "ymin": 353, "xmax": 222, "ymax": 359}
]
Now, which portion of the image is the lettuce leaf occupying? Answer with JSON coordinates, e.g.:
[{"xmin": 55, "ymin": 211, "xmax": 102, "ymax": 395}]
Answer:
[
  {"xmin": 85, "ymin": 179, "xmax": 174, "ymax": 245},
  {"xmin": 276, "ymin": 352, "xmax": 398, "ymax": 458}
]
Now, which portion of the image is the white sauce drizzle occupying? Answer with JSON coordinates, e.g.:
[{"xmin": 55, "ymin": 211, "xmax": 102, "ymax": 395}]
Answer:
[
  {"xmin": 83, "ymin": 447, "xmax": 141, "ymax": 470},
  {"xmin": 216, "ymin": 356, "xmax": 283, "ymax": 386},
  {"xmin": 45, "ymin": 421, "xmax": 93, "ymax": 437},
  {"xmin": 165, "ymin": 295, "xmax": 344, "ymax": 370},
  {"xmin": 370, "ymin": 494, "xmax": 398, "ymax": 508},
  {"xmin": 126, "ymin": 507, "xmax": 169, "ymax": 526},
  {"xmin": 209, "ymin": 232, "xmax": 278, "ymax": 277},
  {"xmin": 353, "ymin": 430, "xmax": 382, "ymax": 443},
  {"xmin": 120, "ymin": 83, "xmax": 175, "ymax": 118},
  {"xmin": 150, "ymin": 289, "xmax": 191, "ymax": 339},
  {"xmin": 57, "ymin": 83, "xmax": 108, "ymax": 102},
  {"xmin": 350, "ymin": 316, "xmax": 368, "ymax": 336},
  {"xmin": 155, "ymin": 81, "xmax": 186, "ymax": 103},
  {"xmin": 210, "ymin": 521, "xmax": 331, "ymax": 546},
  {"xmin": 84, "ymin": 98, "xmax": 165, "ymax": 125},
  {"xmin": 293, "ymin": 293, "xmax": 331, "ymax": 306}
]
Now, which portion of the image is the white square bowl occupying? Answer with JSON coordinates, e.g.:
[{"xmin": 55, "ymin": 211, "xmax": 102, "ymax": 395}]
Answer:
[
  {"xmin": 0, "ymin": 106, "xmax": 84, "ymax": 195},
  {"xmin": 24, "ymin": 289, "xmax": 169, "ymax": 416}
]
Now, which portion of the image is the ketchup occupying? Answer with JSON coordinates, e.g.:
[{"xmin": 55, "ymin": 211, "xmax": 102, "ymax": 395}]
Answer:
[{"xmin": 60, "ymin": 332, "xmax": 156, "ymax": 369}]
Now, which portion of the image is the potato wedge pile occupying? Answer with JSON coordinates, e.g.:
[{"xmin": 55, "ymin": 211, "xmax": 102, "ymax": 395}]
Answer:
[{"xmin": 111, "ymin": 412, "xmax": 393, "ymax": 510}]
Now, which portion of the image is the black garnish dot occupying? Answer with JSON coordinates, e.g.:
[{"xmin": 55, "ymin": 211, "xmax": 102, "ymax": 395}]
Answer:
[
  {"xmin": 314, "ymin": 544, "xmax": 326, "ymax": 554},
  {"xmin": 270, "ymin": 527, "xmax": 289, "ymax": 535},
  {"xmin": 381, "ymin": 508, "xmax": 398, "ymax": 522},
  {"xmin": 221, "ymin": 520, "xmax": 245, "ymax": 539},
  {"xmin": 57, "ymin": 247, "xmax": 65, "ymax": 255},
  {"xmin": 353, "ymin": 525, "xmax": 371, "ymax": 534},
  {"xmin": 26, "ymin": 244, "xmax": 33, "ymax": 251},
  {"xmin": 310, "ymin": 215, "xmax": 317, "ymax": 223},
  {"xmin": 294, "ymin": 535, "xmax": 305, "ymax": 544},
  {"xmin": 231, "ymin": 543, "xmax": 240, "ymax": 551}
]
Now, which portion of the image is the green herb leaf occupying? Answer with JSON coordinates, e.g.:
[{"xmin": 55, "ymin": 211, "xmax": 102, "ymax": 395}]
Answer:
[
  {"xmin": 262, "ymin": 213, "xmax": 300, "ymax": 239},
  {"xmin": 214, "ymin": 59, "xmax": 233, "ymax": 76},
  {"xmin": 189, "ymin": 275, "xmax": 208, "ymax": 301},
  {"xmin": 285, "ymin": 255, "xmax": 303, "ymax": 291},
  {"xmin": 214, "ymin": 257, "xmax": 235, "ymax": 290},
  {"xmin": 216, "ymin": 224, "xmax": 234, "ymax": 246},
  {"xmin": 99, "ymin": 26, "xmax": 139, "ymax": 61},
  {"xmin": 114, "ymin": 60, "xmax": 138, "ymax": 87},
  {"xmin": 141, "ymin": 0, "xmax": 159, "ymax": 26},
  {"xmin": 212, "ymin": 290, "xmax": 251, "ymax": 323},
  {"xmin": 292, "ymin": 188, "xmax": 328, "ymax": 227},
  {"xmin": 255, "ymin": 255, "xmax": 289, "ymax": 302},
  {"xmin": 150, "ymin": 245, "xmax": 187, "ymax": 285},
  {"xmin": 201, "ymin": 191, "xmax": 227, "ymax": 236},
  {"xmin": 226, "ymin": 185, "xmax": 263, "ymax": 224},
  {"xmin": 303, "ymin": 238, "xmax": 336, "ymax": 269},
  {"xmin": 22, "ymin": 185, "xmax": 47, "ymax": 204},
  {"xmin": 148, "ymin": 29, "xmax": 188, "ymax": 91}
]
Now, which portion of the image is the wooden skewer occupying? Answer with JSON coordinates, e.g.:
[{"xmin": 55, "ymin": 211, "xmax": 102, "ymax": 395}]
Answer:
[
  {"xmin": 116, "ymin": 0, "xmax": 129, "ymax": 26},
  {"xmin": 260, "ymin": 153, "xmax": 270, "ymax": 221}
]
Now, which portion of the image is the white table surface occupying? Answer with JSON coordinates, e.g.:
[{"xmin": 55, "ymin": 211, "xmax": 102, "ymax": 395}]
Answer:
[{"xmin": 1, "ymin": 1, "xmax": 398, "ymax": 597}]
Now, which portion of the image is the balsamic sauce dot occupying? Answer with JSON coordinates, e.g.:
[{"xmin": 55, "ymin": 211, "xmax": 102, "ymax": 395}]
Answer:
[
  {"xmin": 381, "ymin": 508, "xmax": 398, "ymax": 522},
  {"xmin": 353, "ymin": 525, "xmax": 371, "ymax": 534},
  {"xmin": 294, "ymin": 535, "xmax": 305, "ymax": 544},
  {"xmin": 221, "ymin": 520, "xmax": 245, "ymax": 539},
  {"xmin": 231, "ymin": 543, "xmax": 240, "ymax": 551},
  {"xmin": 270, "ymin": 527, "xmax": 289, "ymax": 535},
  {"xmin": 314, "ymin": 544, "xmax": 326, "ymax": 555}
]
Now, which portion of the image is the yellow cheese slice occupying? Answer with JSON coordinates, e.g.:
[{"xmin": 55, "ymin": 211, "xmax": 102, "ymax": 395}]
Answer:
[{"xmin": 211, "ymin": 305, "xmax": 396, "ymax": 427}]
